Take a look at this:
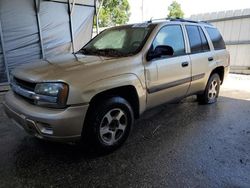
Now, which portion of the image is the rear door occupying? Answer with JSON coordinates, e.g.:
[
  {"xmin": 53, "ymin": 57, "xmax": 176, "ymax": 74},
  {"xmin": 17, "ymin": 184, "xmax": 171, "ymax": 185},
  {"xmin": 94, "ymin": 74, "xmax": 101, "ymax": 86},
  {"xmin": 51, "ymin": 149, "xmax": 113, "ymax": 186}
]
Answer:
[
  {"xmin": 145, "ymin": 24, "xmax": 191, "ymax": 108},
  {"xmin": 185, "ymin": 25, "xmax": 216, "ymax": 95}
]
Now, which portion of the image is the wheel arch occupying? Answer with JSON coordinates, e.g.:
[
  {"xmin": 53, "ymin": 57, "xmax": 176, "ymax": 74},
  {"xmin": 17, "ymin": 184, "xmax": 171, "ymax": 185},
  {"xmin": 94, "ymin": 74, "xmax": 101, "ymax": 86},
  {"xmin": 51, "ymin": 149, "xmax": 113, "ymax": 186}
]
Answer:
[
  {"xmin": 210, "ymin": 66, "xmax": 225, "ymax": 84},
  {"xmin": 87, "ymin": 85, "xmax": 141, "ymax": 120}
]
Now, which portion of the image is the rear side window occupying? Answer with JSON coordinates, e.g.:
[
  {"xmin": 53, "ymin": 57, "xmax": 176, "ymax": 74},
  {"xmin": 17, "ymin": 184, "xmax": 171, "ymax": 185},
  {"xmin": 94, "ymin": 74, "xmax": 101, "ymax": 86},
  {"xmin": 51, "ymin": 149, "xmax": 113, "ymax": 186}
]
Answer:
[
  {"xmin": 205, "ymin": 27, "xmax": 226, "ymax": 50},
  {"xmin": 186, "ymin": 25, "xmax": 210, "ymax": 53}
]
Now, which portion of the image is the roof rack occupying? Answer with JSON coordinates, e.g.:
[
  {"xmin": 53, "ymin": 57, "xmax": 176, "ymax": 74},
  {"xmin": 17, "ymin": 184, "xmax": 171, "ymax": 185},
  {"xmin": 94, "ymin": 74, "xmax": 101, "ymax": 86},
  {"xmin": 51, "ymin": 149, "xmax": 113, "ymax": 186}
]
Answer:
[
  {"xmin": 147, "ymin": 18, "xmax": 212, "ymax": 25},
  {"xmin": 169, "ymin": 18, "xmax": 198, "ymax": 23},
  {"xmin": 147, "ymin": 17, "xmax": 170, "ymax": 23},
  {"xmin": 199, "ymin": 21, "xmax": 213, "ymax": 26}
]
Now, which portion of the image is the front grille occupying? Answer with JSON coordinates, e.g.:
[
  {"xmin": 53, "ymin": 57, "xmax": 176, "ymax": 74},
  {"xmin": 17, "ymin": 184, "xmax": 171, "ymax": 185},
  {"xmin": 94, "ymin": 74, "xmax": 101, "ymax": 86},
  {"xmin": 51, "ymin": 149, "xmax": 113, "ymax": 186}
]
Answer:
[
  {"xmin": 11, "ymin": 77, "xmax": 58, "ymax": 107},
  {"xmin": 12, "ymin": 77, "xmax": 37, "ymax": 104},
  {"xmin": 14, "ymin": 77, "xmax": 36, "ymax": 92}
]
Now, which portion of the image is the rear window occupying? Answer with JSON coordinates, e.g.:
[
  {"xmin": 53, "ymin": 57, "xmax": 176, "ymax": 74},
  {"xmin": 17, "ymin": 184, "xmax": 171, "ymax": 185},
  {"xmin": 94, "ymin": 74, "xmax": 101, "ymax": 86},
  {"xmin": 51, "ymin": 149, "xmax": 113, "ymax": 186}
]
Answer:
[{"xmin": 205, "ymin": 27, "xmax": 226, "ymax": 50}]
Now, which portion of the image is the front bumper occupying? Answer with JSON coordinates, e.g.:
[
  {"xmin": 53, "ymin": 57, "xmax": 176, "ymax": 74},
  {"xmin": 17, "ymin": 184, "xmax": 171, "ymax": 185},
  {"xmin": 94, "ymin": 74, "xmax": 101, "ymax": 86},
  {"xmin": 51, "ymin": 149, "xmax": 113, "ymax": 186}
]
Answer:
[{"xmin": 3, "ymin": 91, "xmax": 89, "ymax": 142}]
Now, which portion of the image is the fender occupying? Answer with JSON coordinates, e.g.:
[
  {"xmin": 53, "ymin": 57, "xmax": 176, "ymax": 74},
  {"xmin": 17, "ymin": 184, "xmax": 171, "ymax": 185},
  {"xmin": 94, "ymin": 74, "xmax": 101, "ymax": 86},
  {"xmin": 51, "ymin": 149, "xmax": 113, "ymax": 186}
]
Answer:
[{"xmin": 71, "ymin": 73, "xmax": 147, "ymax": 115}]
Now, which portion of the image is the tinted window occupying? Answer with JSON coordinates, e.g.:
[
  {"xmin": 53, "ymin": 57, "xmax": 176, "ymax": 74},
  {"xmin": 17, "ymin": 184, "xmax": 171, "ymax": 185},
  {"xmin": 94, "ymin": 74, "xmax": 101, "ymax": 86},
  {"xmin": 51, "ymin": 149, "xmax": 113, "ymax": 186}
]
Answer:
[
  {"xmin": 186, "ymin": 25, "xmax": 210, "ymax": 53},
  {"xmin": 199, "ymin": 27, "xmax": 210, "ymax": 51},
  {"xmin": 153, "ymin": 25, "xmax": 185, "ymax": 56},
  {"xmin": 206, "ymin": 27, "xmax": 226, "ymax": 50}
]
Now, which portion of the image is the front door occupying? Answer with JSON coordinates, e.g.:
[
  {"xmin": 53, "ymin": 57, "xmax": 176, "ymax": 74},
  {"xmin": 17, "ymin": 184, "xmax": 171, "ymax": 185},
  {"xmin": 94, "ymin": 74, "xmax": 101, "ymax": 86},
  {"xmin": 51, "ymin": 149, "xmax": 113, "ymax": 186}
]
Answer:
[{"xmin": 145, "ymin": 24, "xmax": 191, "ymax": 109}]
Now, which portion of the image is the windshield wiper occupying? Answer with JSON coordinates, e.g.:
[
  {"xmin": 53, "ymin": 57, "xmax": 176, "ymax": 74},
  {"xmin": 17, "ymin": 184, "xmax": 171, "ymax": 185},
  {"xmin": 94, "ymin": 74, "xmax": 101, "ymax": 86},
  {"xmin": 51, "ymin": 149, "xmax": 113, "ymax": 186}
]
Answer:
[
  {"xmin": 78, "ymin": 48, "xmax": 125, "ymax": 57},
  {"xmin": 77, "ymin": 48, "xmax": 99, "ymax": 55},
  {"xmin": 94, "ymin": 49, "xmax": 125, "ymax": 57}
]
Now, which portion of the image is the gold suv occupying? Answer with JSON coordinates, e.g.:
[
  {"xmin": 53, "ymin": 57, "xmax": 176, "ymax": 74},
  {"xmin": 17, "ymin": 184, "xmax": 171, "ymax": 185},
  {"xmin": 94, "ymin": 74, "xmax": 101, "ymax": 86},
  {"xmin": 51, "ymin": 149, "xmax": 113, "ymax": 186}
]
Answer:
[{"xmin": 4, "ymin": 19, "xmax": 230, "ymax": 151}]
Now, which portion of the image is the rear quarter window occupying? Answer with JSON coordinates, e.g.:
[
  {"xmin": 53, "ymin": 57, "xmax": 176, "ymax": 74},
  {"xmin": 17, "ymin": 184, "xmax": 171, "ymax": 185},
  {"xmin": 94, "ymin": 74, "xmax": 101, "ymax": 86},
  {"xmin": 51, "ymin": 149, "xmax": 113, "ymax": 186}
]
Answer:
[{"xmin": 205, "ymin": 27, "xmax": 226, "ymax": 50}]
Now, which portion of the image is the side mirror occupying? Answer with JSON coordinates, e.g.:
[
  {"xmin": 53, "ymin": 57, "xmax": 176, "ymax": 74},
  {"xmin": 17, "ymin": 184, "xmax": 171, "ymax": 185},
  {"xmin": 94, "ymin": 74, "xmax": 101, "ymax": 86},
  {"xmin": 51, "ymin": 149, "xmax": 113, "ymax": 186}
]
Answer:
[{"xmin": 147, "ymin": 45, "xmax": 174, "ymax": 61}]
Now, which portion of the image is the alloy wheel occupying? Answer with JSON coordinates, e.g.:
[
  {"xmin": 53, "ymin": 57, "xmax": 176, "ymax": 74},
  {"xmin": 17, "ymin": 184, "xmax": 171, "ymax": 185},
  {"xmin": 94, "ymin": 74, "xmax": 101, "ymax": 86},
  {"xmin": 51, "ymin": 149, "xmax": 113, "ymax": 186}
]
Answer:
[
  {"xmin": 208, "ymin": 79, "xmax": 218, "ymax": 100},
  {"xmin": 99, "ymin": 108, "xmax": 128, "ymax": 146}
]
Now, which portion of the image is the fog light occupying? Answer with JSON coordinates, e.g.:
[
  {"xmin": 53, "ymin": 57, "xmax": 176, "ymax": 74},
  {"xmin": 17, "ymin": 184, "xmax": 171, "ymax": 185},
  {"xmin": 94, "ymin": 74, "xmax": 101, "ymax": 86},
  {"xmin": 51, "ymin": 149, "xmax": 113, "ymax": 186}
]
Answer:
[{"xmin": 37, "ymin": 122, "xmax": 53, "ymax": 135}]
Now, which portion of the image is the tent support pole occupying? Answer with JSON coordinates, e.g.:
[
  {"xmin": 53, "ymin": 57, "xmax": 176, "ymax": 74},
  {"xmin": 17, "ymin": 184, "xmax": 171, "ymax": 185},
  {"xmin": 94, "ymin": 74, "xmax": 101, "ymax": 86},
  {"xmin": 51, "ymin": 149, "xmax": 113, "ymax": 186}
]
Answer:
[
  {"xmin": 0, "ymin": 20, "xmax": 10, "ymax": 83},
  {"xmin": 68, "ymin": 0, "xmax": 75, "ymax": 53},
  {"xmin": 96, "ymin": 0, "xmax": 103, "ymax": 34},
  {"xmin": 34, "ymin": 0, "xmax": 45, "ymax": 59}
]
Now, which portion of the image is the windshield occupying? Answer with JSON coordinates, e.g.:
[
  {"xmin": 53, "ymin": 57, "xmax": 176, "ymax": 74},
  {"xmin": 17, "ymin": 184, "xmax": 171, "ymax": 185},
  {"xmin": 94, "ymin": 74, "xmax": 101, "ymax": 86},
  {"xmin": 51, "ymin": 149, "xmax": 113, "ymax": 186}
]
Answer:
[{"xmin": 79, "ymin": 24, "xmax": 156, "ymax": 57}]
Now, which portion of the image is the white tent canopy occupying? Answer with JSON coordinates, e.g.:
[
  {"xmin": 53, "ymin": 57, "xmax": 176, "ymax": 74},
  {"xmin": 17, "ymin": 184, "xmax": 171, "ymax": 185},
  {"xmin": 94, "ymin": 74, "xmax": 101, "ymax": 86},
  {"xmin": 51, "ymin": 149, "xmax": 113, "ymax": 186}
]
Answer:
[{"xmin": 0, "ymin": 0, "xmax": 96, "ymax": 84}]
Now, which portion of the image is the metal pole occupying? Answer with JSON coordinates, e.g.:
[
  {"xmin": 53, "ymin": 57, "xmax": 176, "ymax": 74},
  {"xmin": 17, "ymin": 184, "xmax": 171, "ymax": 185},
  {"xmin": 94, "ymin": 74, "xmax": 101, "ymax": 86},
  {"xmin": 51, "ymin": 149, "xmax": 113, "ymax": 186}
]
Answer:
[
  {"xmin": 91, "ymin": 0, "xmax": 97, "ymax": 38},
  {"xmin": 34, "ymin": 0, "xmax": 45, "ymax": 59},
  {"xmin": 70, "ymin": 0, "xmax": 76, "ymax": 15},
  {"xmin": 68, "ymin": 0, "xmax": 75, "ymax": 53},
  {"xmin": 96, "ymin": 0, "xmax": 103, "ymax": 34},
  {"xmin": 141, "ymin": 0, "xmax": 144, "ymax": 22},
  {"xmin": 0, "ymin": 20, "xmax": 10, "ymax": 83}
]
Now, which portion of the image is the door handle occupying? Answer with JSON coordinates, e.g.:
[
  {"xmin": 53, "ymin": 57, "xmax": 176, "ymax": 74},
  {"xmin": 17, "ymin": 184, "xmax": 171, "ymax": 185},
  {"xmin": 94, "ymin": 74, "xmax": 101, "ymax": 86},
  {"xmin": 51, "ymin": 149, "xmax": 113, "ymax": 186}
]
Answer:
[
  {"xmin": 182, "ymin": 61, "xmax": 189, "ymax": 67},
  {"xmin": 208, "ymin": 57, "xmax": 214, "ymax": 62}
]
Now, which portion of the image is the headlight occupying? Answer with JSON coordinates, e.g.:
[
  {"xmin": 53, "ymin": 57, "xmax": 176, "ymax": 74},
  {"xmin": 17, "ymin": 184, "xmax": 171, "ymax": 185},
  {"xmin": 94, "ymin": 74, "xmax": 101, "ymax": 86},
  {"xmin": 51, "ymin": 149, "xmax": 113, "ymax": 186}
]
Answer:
[
  {"xmin": 35, "ymin": 83, "xmax": 63, "ymax": 97},
  {"xmin": 34, "ymin": 83, "xmax": 69, "ymax": 108}
]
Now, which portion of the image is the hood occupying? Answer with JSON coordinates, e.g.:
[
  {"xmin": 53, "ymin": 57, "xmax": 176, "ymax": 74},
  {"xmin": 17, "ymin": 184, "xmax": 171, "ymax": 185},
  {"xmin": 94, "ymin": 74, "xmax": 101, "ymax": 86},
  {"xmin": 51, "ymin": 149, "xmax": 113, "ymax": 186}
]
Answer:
[
  {"xmin": 13, "ymin": 54, "xmax": 102, "ymax": 81},
  {"xmin": 12, "ymin": 53, "xmax": 135, "ymax": 86}
]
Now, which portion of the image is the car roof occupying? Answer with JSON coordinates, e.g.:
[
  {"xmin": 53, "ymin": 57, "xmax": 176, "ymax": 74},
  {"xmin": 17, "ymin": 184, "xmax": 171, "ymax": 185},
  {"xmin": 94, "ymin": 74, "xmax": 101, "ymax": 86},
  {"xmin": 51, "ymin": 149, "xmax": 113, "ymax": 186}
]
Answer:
[{"xmin": 108, "ymin": 18, "xmax": 215, "ymax": 31}]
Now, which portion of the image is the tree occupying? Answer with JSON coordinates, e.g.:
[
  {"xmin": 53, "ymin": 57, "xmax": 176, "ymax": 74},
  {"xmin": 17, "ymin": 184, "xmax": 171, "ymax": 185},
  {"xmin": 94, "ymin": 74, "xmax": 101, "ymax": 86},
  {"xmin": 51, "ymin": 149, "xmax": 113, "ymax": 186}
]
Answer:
[
  {"xmin": 167, "ymin": 1, "xmax": 184, "ymax": 19},
  {"xmin": 96, "ymin": 0, "xmax": 130, "ymax": 29}
]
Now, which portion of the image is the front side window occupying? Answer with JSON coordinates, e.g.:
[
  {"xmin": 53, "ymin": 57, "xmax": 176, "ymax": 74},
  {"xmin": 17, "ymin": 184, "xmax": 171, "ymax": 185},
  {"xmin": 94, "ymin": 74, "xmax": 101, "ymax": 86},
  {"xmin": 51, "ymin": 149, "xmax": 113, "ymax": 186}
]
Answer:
[
  {"xmin": 205, "ymin": 27, "xmax": 226, "ymax": 50},
  {"xmin": 80, "ymin": 24, "xmax": 156, "ymax": 57},
  {"xmin": 186, "ymin": 25, "xmax": 210, "ymax": 53},
  {"xmin": 152, "ymin": 25, "xmax": 185, "ymax": 56}
]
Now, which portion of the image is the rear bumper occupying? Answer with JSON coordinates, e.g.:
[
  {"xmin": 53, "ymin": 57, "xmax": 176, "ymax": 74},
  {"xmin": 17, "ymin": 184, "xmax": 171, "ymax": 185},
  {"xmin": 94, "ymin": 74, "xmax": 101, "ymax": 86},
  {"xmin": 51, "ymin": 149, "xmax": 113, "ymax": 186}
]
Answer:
[
  {"xmin": 225, "ymin": 65, "xmax": 230, "ymax": 77},
  {"xmin": 3, "ymin": 91, "xmax": 89, "ymax": 142},
  {"xmin": 223, "ymin": 65, "xmax": 230, "ymax": 83}
]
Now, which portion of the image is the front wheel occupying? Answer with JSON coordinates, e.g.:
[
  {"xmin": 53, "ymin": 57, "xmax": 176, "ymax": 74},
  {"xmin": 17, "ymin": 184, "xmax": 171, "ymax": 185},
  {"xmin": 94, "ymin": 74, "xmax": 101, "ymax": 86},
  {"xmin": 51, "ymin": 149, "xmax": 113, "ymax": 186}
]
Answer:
[
  {"xmin": 197, "ymin": 73, "xmax": 221, "ymax": 104},
  {"xmin": 82, "ymin": 97, "xmax": 134, "ymax": 152}
]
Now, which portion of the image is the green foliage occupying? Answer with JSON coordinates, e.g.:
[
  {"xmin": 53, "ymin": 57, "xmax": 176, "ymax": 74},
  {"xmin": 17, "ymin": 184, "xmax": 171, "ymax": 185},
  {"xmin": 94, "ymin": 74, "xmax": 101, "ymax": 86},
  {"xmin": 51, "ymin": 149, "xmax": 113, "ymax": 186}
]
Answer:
[
  {"xmin": 97, "ymin": 0, "xmax": 130, "ymax": 27},
  {"xmin": 168, "ymin": 1, "xmax": 184, "ymax": 19}
]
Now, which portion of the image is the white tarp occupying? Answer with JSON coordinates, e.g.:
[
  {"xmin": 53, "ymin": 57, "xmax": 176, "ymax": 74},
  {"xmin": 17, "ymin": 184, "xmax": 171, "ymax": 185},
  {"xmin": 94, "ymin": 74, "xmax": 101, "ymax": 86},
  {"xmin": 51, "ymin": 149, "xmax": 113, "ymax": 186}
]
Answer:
[
  {"xmin": 0, "ymin": 34, "xmax": 7, "ymax": 83},
  {"xmin": 0, "ymin": 0, "xmax": 95, "ymax": 83}
]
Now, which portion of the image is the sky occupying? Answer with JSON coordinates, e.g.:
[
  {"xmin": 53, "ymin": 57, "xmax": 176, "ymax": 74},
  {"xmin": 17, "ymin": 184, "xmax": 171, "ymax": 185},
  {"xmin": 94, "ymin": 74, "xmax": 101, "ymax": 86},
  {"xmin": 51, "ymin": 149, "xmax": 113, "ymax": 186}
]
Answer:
[{"xmin": 128, "ymin": 0, "xmax": 250, "ymax": 23}]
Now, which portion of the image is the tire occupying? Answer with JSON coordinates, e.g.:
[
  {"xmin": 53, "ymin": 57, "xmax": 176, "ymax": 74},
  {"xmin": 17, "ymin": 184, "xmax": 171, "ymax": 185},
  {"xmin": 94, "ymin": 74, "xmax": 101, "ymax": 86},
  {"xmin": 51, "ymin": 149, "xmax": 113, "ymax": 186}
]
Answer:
[
  {"xmin": 82, "ymin": 96, "xmax": 134, "ymax": 152},
  {"xmin": 197, "ymin": 73, "xmax": 221, "ymax": 104}
]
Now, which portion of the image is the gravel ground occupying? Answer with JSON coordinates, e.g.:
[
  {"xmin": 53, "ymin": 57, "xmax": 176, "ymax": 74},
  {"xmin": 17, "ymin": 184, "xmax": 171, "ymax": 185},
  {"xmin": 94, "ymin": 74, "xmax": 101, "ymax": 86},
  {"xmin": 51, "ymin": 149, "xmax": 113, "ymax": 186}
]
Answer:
[{"xmin": 0, "ymin": 74, "xmax": 249, "ymax": 188}]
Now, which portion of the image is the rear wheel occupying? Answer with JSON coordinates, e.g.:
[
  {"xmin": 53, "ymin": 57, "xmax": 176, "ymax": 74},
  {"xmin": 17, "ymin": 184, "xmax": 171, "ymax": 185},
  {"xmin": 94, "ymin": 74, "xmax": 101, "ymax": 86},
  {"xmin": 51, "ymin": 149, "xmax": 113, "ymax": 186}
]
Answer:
[
  {"xmin": 197, "ymin": 73, "xmax": 221, "ymax": 104},
  {"xmin": 82, "ymin": 97, "xmax": 134, "ymax": 152}
]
